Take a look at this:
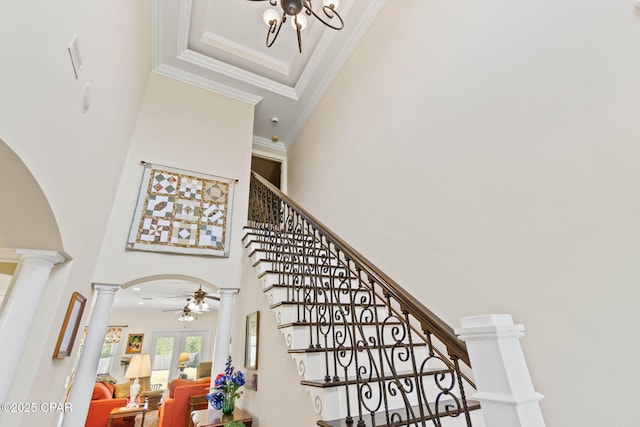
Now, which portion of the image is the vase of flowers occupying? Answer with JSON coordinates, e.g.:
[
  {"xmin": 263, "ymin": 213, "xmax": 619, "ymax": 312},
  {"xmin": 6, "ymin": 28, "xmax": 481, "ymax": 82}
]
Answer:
[{"xmin": 206, "ymin": 356, "xmax": 245, "ymax": 414}]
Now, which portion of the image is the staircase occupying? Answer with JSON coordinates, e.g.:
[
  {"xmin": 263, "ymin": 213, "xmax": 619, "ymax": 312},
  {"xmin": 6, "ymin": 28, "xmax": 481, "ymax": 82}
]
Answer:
[{"xmin": 245, "ymin": 172, "xmax": 482, "ymax": 427}]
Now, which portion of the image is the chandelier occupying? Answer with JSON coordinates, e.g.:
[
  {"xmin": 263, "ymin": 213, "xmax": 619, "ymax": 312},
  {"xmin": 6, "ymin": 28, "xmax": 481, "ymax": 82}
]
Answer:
[{"xmin": 256, "ymin": 0, "xmax": 344, "ymax": 53}]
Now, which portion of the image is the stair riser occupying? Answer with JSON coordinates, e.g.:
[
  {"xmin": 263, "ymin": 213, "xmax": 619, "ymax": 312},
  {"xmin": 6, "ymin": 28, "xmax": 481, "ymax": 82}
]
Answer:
[
  {"xmin": 271, "ymin": 303, "xmax": 384, "ymax": 326},
  {"xmin": 305, "ymin": 377, "xmax": 461, "ymax": 422},
  {"xmin": 250, "ymin": 251, "xmax": 343, "ymax": 268},
  {"xmin": 288, "ymin": 346, "xmax": 434, "ymax": 381},
  {"xmin": 259, "ymin": 272, "xmax": 360, "ymax": 291},
  {"xmin": 253, "ymin": 258, "xmax": 350, "ymax": 277},
  {"xmin": 244, "ymin": 235, "xmax": 325, "ymax": 251},
  {"xmin": 265, "ymin": 285, "xmax": 376, "ymax": 306},
  {"xmin": 280, "ymin": 324, "xmax": 419, "ymax": 353}
]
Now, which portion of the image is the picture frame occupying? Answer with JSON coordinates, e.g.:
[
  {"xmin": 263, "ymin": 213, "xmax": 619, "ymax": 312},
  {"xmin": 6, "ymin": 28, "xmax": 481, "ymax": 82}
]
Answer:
[
  {"xmin": 244, "ymin": 311, "xmax": 260, "ymax": 370},
  {"xmin": 125, "ymin": 333, "xmax": 144, "ymax": 354},
  {"xmin": 52, "ymin": 292, "xmax": 87, "ymax": 358},
  {"xmin": 245, "ymin": 372, "xmax": 258, "ymax": 391}
]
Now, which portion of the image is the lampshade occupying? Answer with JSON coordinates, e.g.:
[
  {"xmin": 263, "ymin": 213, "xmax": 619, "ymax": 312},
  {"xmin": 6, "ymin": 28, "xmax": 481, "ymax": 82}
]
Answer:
[
  {"xmin": 178, "ymin": 352, "xmax": 189, "ymax": 363},
  {"xmin": 124, "ymin": 354, "xmax": 151, "ymax": 379}
]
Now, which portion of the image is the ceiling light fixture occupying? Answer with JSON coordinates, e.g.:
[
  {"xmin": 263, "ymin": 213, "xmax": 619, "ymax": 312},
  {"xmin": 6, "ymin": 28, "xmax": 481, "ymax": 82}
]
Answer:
[
  {"xmin": 258, "ymin": 0, "xmax": 344, "ymax": 53},
  {"xmin": 178, "ymin": 301, "xmax": 194, "ymax": 322}
]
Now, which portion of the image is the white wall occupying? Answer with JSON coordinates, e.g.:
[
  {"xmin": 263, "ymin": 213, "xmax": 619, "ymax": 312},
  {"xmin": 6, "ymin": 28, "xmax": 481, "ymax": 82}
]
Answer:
[
  {"xmin": 93, "ymin": 72, "xmax": 254, "ymax": 290},
  {"xmin": 287, "ymin": 1, "xmax": 640, "ymax": 426},
  {"xmin": 0, "ymin": 0, "xmax": 151, "ymax": 425}
]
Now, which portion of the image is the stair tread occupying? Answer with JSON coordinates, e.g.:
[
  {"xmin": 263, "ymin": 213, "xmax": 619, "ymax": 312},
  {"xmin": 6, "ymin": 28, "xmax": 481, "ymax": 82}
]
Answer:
[
  {"xmin": 288, "ymin": 342, "xmax": 427, "ymax": 354},
  {"xmin": 252, "ymin": 258, "xmax": 348, "ymax": 271},
  {"xmin": 317, "ymin": 400, "xmax": 481, "ymax": 427},
  {"xmin": 278, "ymin": 320, "xmax": 402, "ymax": 328},
  {"xmin": 301, "ymin": 368, "xmax": 453, "ymax": 388},
  {"xmin": 270, "ymin": 300, "xmax": 387, "ymax": 309},
  {"xmin": 258, "ymin": 269, "xmax": 357, "ymax": 280},
  {"xmin": 265, "ymin": 284, "xmax": 369, "ymax": 293}
]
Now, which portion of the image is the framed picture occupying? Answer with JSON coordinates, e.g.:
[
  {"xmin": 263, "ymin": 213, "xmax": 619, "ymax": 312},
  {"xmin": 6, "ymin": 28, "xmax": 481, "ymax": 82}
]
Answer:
[
  {"xmin": 125, "ymin": 334, "xmax": 144, "ymax": 354},
  {"xmin": 52, "ymin": 292, "xmax": 87, "ymax": 358},
  {"xmin": 244, "ymin": 311, "xmax": 260, "ymax": 370},
  {"xmin": 245, "ymin": 372, "xmax": 258, "ymax": 391}
]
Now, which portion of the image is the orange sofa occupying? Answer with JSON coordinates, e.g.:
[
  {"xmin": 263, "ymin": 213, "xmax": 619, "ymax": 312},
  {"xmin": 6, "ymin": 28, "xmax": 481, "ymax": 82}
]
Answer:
[
  {"xmin": 85, "ymin": 381, "xmax": 132, "ymax": 427},
  {"xmin": 158, "ymin": 378, "xmax": 211, "ymax": 427}
]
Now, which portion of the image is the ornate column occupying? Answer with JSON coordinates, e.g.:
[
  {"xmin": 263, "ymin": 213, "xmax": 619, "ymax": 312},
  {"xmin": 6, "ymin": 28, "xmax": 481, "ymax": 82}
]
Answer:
[
  {"xmin": 0, "ymin": 249, "xmax": 65, "ymax": 403},
  {"xmin": 62, "ymin": 283, "xmax": 120, "ymax": 427},
  {"xmin": 211, "ymin": 288, "xmax": 238, "ymax": 381},
  {"xmin": 456, "ymin": 314, "xmax": 546, "ymax": 427}
]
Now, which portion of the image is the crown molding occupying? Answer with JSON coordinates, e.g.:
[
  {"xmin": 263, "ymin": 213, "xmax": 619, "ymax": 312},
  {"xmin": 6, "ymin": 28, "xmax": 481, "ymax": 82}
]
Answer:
[
  {"xmin": 253, "ymin": 136, "xmax": 287, "ymax": 152},
  {"xmin": 153, "ymin": 63, "xmax": 263, "ymax": 105},
  {"xmin": 177, "ymin": 49, "xmax": 298, "ymax": 100}
]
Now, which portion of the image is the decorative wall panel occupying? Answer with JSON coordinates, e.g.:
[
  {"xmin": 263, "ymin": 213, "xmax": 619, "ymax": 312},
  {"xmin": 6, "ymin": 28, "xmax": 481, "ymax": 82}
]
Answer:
[{"xmin": 127, "ymin": 162, "xmax": 236, "ymax": 257}]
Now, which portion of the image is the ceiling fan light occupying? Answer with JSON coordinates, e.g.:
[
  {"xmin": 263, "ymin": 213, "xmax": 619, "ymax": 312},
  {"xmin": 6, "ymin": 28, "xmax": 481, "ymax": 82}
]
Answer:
[
  {"xmin": 322, "ymin": 0, "xmax": 340, "ymax": 9},
  {"xmin": 200, "ymin": 302, "xmax": 210, "ymax": 311},
  {"xmin": 263, "ymin": 9, "xmax": 280, "ymax": 26},
  {"xmin": 188, "ymin": 301, "xmax": 197, "ymax": 311},
  {"xmin": 290, "ymin": 13, "xmax": 307, "ymax": 31}
]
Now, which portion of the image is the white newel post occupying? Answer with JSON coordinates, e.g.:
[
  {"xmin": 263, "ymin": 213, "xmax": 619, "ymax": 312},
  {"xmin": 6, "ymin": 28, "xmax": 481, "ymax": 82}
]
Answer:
[
  {"xmin": 211, "ymin": 289, "xmax": 238, "ymax": 383},
  {"xmin": 0, "ymin": 249, "xmax": 65, "ymax": 403},
  {"xmin": 456, "ymin": 314, "xmax": 546, "ymax": 427},
  {"xmin": 62, "ymin": 283, "xmax": 120, "ymax": 427}
]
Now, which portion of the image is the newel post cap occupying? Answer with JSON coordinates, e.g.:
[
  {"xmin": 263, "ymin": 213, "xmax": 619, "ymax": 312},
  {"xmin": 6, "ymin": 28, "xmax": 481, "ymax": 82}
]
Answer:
[{"xmin": 455, "ymin": 314, "xmax": 525, "ymax": 340}]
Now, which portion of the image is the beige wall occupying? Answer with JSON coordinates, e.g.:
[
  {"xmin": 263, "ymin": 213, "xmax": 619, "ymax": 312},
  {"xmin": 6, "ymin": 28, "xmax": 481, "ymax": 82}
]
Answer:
[
  {"xmin": 0, "ymin": 0, "xmax": 151, "ymax": 425},
  {"xmin": 287, "ymin": 1, "xmax": 640, "ymax": 426},
  {"xmin": 93, "ymin": 72, "xmax": 254, "ymax": 289}
]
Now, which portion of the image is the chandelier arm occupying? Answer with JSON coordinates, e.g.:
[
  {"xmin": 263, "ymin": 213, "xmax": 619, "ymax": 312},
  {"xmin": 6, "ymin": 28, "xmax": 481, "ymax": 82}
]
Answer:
[
  {"xmin": 266, "ymin": 13, "xmax": 287, "ymax": 48},
  {"xmin": 295, "ymin": 15, "xmax": 303, "ymax": 53},
  {"xmin": 301, "ymin": 1, "xmax": 344, "ymax": 30}
]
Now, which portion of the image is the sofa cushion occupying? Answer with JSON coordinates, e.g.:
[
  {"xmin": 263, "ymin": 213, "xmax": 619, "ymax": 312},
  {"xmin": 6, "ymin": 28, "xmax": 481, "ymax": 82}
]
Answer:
[
  {"xmin": 91, "ymin": 382, "xmax": 112, "ymax": 401},
  {"xmin": 101, "ymin": 381, "xmax": 115, "ymax": 397},
  {"xmin": 114, "ymin": 382, "xmax": 131, "ymax": 399}
]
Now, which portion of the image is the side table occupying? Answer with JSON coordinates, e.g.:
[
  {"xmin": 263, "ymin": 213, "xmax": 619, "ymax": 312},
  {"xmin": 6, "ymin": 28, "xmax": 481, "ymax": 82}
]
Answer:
[
  {"xmin": 108, "ymin": 405, "xmax": 147, "ymax": 427},
  {"xmin": 142, "ymin": 389, "xmax": 164, "ymax": 410},
  {"xmin": 191, "ymin": 408, "xmax": 253, "ymax": 427}
]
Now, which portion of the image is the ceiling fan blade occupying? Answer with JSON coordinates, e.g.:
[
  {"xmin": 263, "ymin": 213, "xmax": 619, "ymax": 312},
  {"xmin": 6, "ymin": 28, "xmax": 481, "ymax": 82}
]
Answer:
[{"xmin": 204, "ymin": 295, "xmax": 220, "ymax": 301}]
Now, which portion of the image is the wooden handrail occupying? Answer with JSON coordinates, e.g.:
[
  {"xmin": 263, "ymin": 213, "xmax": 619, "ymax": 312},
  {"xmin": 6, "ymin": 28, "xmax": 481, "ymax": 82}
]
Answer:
[{"xmin": 250, "ymin": 172, "xmax": 470, "ymax": 366}]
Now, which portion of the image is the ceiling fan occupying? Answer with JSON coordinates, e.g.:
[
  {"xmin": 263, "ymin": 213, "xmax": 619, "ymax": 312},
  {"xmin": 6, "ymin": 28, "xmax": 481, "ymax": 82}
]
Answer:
[
  {"xmin": 163, "ymin": 298, "xmax": 197, "ymax": 322},
  {"xmin": 168, "ymin": 286, "xmax": 219, "ymax": 313}
]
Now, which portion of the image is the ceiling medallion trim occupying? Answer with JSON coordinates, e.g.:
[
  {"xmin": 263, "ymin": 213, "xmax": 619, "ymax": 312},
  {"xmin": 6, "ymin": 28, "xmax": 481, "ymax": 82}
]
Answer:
[
  {"xmin": 153, "ymin": 63, "xmax": 263, "ymax": 105},
  {"xmin": 253, "ymin": 136, "xmax": 287, "ymax": 152},
  {"xmin": 178, "ymin": 49, "xmax": 299, "ymax": 100},
  {"xmin": 200, "ymin": 31, "xmax": 291, "ymax": 77},
  {"xmin": 176, "ymin": 1, "xmax": 298, "ymax": 99},
  {"xmin": 284, "ymin": 0, "xmax": 387, "ymax": 148}
]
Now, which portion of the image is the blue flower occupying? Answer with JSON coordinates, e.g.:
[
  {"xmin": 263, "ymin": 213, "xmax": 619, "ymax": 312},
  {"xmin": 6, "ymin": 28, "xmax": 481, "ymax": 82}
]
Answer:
[{"xmin": 206, "ymin": 355, "xmax": 245, "ymax": 408}]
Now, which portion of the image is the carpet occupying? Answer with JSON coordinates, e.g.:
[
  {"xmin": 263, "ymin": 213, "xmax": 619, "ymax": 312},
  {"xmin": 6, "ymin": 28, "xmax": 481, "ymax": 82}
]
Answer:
[{"xmin": 143, "ymin": 409, "xmax": 158, "ymax": 427}]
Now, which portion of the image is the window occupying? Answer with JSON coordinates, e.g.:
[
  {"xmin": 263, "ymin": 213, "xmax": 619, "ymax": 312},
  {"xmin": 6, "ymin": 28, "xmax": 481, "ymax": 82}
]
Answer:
[
  {"xmin": 150, "ymin": 330, "xmax": 209, "ymax": 389},
  {"xmin": 95, "ymin": 326, "xmax": 124, "ymax": 375},
  {"xmin": 97, "ymin": 341, "xmax": 120, "ymax": 374}
]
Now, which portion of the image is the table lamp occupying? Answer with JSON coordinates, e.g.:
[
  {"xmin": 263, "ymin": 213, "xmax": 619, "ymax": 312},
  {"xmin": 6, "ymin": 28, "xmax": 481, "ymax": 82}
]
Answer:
[
  {"xmin": 124, "ymin": 354, "xmax": 151, "ymax": 407},
  {"xmin": 178, "ymin": 352, "xmax": 189, "ymax": 374}
]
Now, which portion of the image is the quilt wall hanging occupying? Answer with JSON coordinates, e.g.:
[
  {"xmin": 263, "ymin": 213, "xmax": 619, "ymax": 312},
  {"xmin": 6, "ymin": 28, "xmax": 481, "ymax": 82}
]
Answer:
[{"xmin": 127, "ymin": 162, "xmax": 237, "ymax": 257}]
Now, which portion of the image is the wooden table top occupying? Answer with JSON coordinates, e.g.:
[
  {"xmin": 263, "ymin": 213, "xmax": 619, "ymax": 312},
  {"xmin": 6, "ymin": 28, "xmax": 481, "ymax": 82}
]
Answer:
[
  {"xmin": 109, "ymin": 405, "xmax": 147, "ymax": 416},
  {"xmin": 191, "ymin": 407, "xmax": 253, "ymax": 427}
]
